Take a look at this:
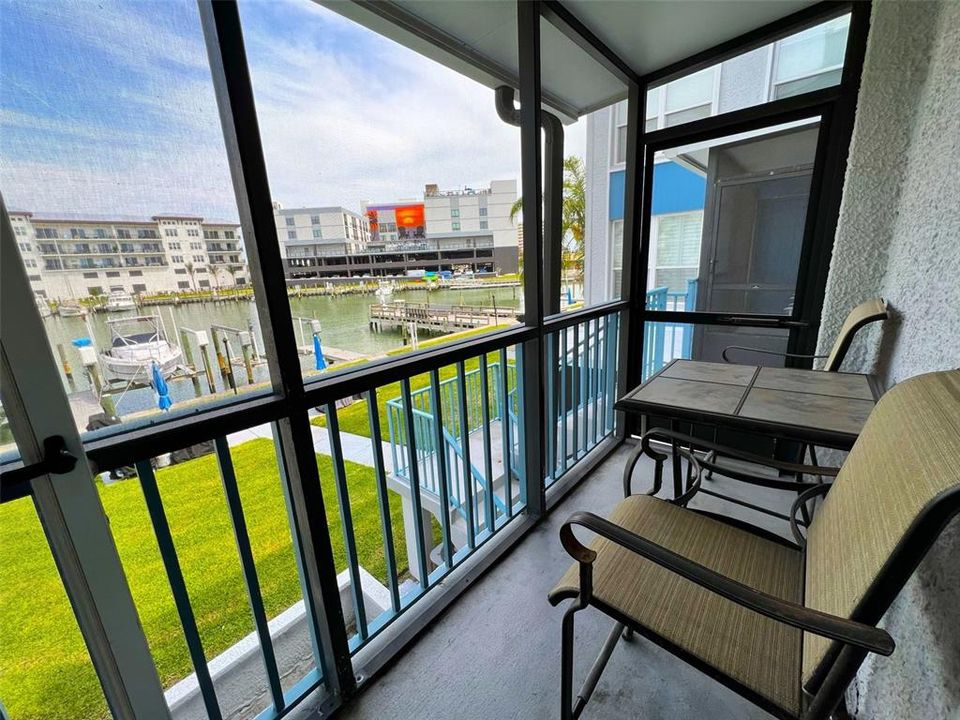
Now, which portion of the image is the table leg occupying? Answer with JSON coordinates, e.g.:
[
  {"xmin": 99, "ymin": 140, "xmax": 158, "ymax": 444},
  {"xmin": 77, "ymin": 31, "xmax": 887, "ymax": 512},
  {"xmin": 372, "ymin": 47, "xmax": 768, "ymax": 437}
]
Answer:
[{"xmin": 670, "ymin": 419, "xmax": 682, "ymax": 500}]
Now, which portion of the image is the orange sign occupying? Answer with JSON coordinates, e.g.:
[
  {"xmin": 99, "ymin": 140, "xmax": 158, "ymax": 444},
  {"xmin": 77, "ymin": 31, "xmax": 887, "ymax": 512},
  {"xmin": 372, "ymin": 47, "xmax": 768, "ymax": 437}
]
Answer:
[{"xmin": 394, "ymin": 204, "xmax": 424, "ymax": 229}]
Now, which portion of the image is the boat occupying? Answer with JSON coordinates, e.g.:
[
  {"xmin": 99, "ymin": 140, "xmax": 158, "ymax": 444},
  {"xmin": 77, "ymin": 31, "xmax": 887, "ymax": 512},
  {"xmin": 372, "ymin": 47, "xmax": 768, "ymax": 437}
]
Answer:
[
  {"xmin": 104, "ymin": 289, "xmax": 136, "ymax": 313},
  {"xmin": 99, "ymin": 316, "xmax": 183, "ymax": 382},
  {"xmin": 57, "ymin": 300, "xmax": 87, "ymax": 318},
  {"xmin": 375, "ymin": 280, "xmax": 394, "ymax": 303},
  {"xmin": 34, "ymin": 294, "xmax": 52, "ymax": 318}
]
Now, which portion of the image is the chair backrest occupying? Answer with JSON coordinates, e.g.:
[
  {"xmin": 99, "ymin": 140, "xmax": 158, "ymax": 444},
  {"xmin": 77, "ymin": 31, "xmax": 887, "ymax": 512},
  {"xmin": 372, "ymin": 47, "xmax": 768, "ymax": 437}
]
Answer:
[
  {"xmin": 802, "ymin": 370, "xmax": 960, "ymax": 683},
  {"xmin": 823, "ymin": 297, "xmax": 889, "ymax": 371}
]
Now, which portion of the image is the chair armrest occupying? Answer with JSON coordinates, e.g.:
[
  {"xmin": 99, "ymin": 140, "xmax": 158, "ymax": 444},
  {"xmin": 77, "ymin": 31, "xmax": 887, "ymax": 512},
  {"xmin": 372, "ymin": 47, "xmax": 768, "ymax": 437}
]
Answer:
[
  {"xmin": 641, "ymin": 428, "xmax": 840, "ymax": 480},
  {"xmin": 556, "ymin": 510, "xmax": 894, "ymax": 657},
  {"xmin": 721, "ymin": 345, "xmax": 829, "ymax": 363},
  {"xmin": 624, "ymin": 436, "xmax": 703, "ymax": 503},
  {"xmin": 790, "ymin": 484, "xmax": 832, "ymax": 547}
]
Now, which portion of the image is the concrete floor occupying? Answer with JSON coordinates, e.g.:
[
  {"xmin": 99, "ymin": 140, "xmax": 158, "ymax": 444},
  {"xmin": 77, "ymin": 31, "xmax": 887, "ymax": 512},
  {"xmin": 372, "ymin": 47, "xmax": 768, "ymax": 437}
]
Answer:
[{"xmin": 332, "ymin": 443, "xmax": 797, "ymax": 720}]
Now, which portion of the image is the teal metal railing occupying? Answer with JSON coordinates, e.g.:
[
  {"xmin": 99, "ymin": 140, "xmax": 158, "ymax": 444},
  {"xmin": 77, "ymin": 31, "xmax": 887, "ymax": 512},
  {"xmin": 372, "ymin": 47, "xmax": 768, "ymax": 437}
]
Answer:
[
  {"xmin": 642, "ymin": 278, "xmax": 698, "ymax": 380},
  {"xmin": 386, "ymin": 361, "xmax": 520, "ymax": 535},
  {"xmin": 544, "ymin": 309, "xmax": 622, "ymax": 487}
]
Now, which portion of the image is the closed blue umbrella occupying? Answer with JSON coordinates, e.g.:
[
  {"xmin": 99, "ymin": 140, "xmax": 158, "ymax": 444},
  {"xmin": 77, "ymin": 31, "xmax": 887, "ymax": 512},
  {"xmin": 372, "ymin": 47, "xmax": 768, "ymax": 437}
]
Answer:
[
  {"xmin": 151, "ymin": 362, "xmax": 173, "ymax": 411},
  {"xmin": 313, "ymin": 334, "xmax": 327, "ymax": 371}
]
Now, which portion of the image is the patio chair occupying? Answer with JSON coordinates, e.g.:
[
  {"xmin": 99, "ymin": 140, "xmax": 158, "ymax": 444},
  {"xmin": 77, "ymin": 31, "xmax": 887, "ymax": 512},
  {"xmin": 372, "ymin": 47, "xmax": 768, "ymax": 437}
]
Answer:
[
  {"xmin": 721, "ymin": 297, "xmax": 889, "ymax": 371},
  {"xmin": 549, "ymin": 369, "xmax": 960, "ymax": 720}
]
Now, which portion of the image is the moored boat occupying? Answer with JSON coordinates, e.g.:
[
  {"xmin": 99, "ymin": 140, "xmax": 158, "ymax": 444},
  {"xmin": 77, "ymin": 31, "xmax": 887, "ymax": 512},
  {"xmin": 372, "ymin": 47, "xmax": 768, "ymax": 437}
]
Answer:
[
  {"xmin": 105, "ymin": 290, "xmax": 136, "ymax": 312},
  {"xmin": 99, "ymin": 315, "xmax": 182, "ymax": 382}
]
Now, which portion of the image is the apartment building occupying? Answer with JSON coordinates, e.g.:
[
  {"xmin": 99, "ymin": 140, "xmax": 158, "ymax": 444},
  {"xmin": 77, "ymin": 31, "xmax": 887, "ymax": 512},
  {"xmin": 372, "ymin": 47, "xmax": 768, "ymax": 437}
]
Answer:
[
  {"xmin": 583, "ymin": 14, "xmax": 850, "ymax": 305},
  {"xmin": 9, "ymin": 211, "xmax": 245, "ymax": 299},
  {"xmin": 283, "ymin": 179, "xmax": 519, "ymax": 280},
  {"xmin": 272, "ymin": 203, "xmax": 370, "ymax": 270}
]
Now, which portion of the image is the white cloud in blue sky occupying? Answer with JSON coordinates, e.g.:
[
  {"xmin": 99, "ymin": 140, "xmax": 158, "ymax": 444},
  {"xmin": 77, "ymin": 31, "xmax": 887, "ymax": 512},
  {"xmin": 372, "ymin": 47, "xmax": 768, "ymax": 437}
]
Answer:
[{"xmin": 0, "ymin": 0, "xmax": 587, "ymax": 220}]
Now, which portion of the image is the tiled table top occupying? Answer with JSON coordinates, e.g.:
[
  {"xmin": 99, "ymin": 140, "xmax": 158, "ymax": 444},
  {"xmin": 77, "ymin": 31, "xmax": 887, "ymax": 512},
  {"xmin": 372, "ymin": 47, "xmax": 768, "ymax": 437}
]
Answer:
[{"xmin": 617, "ymin": 359, "xmax": 881, "ymax": 448}]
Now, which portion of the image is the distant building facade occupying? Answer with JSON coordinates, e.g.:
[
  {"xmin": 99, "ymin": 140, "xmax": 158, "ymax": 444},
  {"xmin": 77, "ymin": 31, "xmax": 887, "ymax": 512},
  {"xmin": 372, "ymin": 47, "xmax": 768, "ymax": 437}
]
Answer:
[
  {"xmin": 281, "ymin": 179, "xmax": 519, "ymax": 280},
  {"xmin": 9, "ymin": 211, "xmax": 246, "ymax": 299}
]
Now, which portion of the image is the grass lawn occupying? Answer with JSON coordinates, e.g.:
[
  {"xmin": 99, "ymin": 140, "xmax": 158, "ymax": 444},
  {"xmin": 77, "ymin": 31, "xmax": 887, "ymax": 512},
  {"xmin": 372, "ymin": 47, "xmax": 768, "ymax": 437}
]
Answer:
[
  {"xmin": 0, "ymin": 438, "xmax": 417, "ymax": 720},
  {"xmin": 312, "ymin": 348, "xmax": 514, "ymax": 439}
]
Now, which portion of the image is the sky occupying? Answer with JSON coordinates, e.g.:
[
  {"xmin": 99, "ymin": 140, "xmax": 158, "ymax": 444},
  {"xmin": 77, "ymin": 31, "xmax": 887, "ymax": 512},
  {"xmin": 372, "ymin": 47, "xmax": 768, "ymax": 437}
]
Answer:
[{"xmin": 0, "ymin": 0, "xmax": 587, "ymax": 221}]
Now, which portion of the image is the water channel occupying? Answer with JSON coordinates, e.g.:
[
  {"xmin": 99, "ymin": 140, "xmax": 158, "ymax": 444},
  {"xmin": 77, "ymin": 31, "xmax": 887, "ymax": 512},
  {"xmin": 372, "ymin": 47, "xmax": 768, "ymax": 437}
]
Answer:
[{"xmin": 40, "ymin": 285, "xmax": 523, "ymax": 422}]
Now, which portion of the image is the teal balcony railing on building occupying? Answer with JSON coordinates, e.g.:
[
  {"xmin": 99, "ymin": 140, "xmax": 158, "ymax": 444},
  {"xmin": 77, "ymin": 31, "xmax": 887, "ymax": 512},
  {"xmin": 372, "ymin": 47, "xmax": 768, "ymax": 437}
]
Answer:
[
  {"xmin": 385, "ymin": 360, "xmax": 522, "ymax": 537},
  {"xmin": 642, "ymin": 278, "xmax": 698, "ymax": 381},
  {"xmin": 544, "ymin": 309, "xmax": 621, "ymax": 487}
]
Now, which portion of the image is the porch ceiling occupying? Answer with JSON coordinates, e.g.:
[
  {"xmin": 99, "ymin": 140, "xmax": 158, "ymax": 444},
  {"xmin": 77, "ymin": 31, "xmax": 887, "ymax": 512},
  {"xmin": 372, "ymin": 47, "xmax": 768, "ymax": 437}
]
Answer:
[{"xmin": 321, "ymin": 0, "xmax": 817, "ymax": 119}]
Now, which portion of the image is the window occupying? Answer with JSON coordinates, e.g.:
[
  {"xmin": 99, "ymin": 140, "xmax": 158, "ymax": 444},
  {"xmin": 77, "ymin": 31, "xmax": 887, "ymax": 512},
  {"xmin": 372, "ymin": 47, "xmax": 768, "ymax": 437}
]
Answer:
[
  {"xmin": 773, "ymin": 15, "xmax": 850, "ymax": 99},
  {"xmin": 479, "ymin": 220, "xmax": 488, "ymax": 230},
  {"xmin": 174, "ymin": 268, "xmax": 187, "ymax": 275},
  {"xmin": 70, "ymin": 228, "xmax": 87, "ymax": 239},
  {"xmin": 285, "ymin": 217, "xmax": 295, "ymax": 227},
  {"xmin": 18, "ymin": 242, "xmax": 31, "ymax": 252},
  {"xmin": 611, "ymin": 220, "xmax": 624, "ymax": 297},
  {"xmin": 24, "ymin": 259, "xmax": 37, "ymax": 268},
  {"xmin": 95, "ymin": 229, "xmax": 107, "ymax": 238},
  {"xmin": 452, "ymin": 222, "xmax": 460, "ymax": 231},
  {"xmin": 613, "ymin": 100, "xmax": 628, "ymax": 164},
  {"xmin": 187, "ymin": 228, "xmax": 199, "ymax": 237},
  {"xmin": 27, "ymin": 273, "xmax": 42, "ymax": 281},
  {"xmin": 106, "ymin": 271, "xmax": 121, "ymax": 278},
  {"xmin": 479, "ymin": 207, "xmax": 488, "ymax": 216},
  {"xmin": 288, "ymin": 230, "xmax": 296, "ymax": 240},
  {"xmin": 132, "ymin": 283, "xmax": 147, "ymax": 292},
  {"xmin": 194, "ymin": 256, "xmax": 205, "ymax": 263},
  {"xmin": 177, "ymin": 281, "xmax": 190, "ymax": 289},
  {"xmin": 116, "ymin": 229, "xmax": 131, "ymax": 239},
  {"xmin": 164, "ymin": 228, "xmax": 177, "ymax": 237},
  {"xmin": 310, "ymin": 215, "xmax": 320, "ymax": 225},
  {"xmin": 313, "ymin": 229, "xmax": 322, "ymax": 239},
  {"xmin": 171, "ymin": 255, "xmax": 183, "ymax": 263},
  {"xmin": 224, "ymin": 230, "xmax": 235, "ymax": 239},
  {"xmin": 82, "ymin": 271, "xmax": 99, "ymax": 279},
  {"xmin": 137, "ymin": 229, "xmax": 158, "ymax": 239},
  {"xmin": 198, "ymin": 279, "xmax": 211, "ymax": 288},
  {"xmin": 451, "ymin": 209, "xmax": 460, "ymax": 218},
  {"xmin": 129, "ymin": 270, "xmax": 143, "ymax": 277},
  {"xmin": 649, "ymin": 212, "xmax": 703, "ymax": 294},
  {"xmin": 662, "ymin": 67, "xmax": 716, "ymax": 127}
]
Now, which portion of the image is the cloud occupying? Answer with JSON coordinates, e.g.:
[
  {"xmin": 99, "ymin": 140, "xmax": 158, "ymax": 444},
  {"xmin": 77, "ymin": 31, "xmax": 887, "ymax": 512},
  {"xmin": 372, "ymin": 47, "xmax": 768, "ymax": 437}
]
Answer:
[{"xmin": 1, "ymin": 0, "xmax": 593, "ymax": 220}]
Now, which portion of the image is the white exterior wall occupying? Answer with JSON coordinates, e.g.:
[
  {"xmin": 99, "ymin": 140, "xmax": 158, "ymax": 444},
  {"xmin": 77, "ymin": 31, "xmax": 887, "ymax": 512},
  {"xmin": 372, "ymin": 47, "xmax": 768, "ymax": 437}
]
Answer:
[
  {"xmin": 816, "ymin": 4, "xmax": 960, "ymax": 715},
  {"xmin": 487, "ymin": 179, "xmax": 517, "ymax": 249},
  {"xmin": 10, "ymin": 212, "xmax": 244, "ymax": 299},
  {"xmin": 273, "ymin": 206, "xmax": 366, "ymax": 257}
]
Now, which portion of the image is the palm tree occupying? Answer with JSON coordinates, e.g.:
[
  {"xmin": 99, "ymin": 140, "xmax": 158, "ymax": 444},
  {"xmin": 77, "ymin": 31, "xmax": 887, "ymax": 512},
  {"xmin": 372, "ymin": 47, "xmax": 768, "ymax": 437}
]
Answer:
[
  {"xmin": 184, "ymin": 260, "xmax": 196, "ymax": 292},
  {"xmin": 508, "ymin": 155, "xmax": 587, "ymax": 282},
  {"xmin": 226, "ymin": 263, "xmax": 243, "ymax": 286}
]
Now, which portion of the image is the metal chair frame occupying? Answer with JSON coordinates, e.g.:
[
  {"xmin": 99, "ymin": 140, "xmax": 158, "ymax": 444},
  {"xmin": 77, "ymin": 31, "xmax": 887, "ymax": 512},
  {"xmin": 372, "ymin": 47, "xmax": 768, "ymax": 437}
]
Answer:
[{"xmin": 549, "ymin": 429, "xmax": 960, "ymax": 720}]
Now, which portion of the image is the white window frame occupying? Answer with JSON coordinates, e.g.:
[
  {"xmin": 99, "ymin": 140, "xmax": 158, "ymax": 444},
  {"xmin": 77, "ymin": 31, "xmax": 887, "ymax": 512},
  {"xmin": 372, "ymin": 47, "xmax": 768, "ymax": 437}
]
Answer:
[{"xmin": 768, "ymin": 16, "xmax": 849, "ymax": 100}]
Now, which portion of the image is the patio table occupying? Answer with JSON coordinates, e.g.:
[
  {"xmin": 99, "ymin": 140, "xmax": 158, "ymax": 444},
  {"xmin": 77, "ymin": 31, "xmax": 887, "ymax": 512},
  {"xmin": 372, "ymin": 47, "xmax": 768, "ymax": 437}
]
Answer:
[{"xmin": 616, "ymin": 359, "xmax": 882, "ymax": 500}]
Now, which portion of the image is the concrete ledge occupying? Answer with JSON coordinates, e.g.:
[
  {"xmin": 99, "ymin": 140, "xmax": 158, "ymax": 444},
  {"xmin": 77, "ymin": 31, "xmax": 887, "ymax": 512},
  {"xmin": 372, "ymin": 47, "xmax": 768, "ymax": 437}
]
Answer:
[{"xmin": 165, "ymin": 566, "xmax": 389, "ymax": 720}]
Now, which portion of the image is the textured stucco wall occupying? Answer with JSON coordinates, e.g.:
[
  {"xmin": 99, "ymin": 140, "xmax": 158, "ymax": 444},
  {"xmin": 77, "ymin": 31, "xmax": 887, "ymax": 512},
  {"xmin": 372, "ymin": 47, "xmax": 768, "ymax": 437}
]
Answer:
[
  {"xmin": 584, "ymin": 105, "xmax": 614, "ymax": 306},
  {"xmin": 816, "ymin": 2, "xmax": 960, "ymax": 717}
]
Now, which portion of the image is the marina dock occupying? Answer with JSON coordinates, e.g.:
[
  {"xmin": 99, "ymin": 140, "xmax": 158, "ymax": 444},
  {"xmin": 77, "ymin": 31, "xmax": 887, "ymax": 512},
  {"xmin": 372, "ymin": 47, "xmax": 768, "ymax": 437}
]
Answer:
[{"xmin": 368, "ymin": 302, "xmax": 519, "ymax": 333}]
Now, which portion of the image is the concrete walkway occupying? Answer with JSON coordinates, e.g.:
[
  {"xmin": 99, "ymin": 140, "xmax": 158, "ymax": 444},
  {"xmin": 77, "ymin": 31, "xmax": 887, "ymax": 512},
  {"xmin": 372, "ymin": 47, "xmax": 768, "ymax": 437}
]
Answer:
[{"xmin": 225, "ymin": 419, "xmax": 395, "ymax": 473}]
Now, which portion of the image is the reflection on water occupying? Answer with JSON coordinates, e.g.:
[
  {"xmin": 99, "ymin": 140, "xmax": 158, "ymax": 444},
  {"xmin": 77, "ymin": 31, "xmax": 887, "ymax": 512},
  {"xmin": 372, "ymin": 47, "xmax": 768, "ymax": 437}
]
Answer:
[{"xmin": 38, "ymin": 286, "xmax": 521, "ymax": 423}]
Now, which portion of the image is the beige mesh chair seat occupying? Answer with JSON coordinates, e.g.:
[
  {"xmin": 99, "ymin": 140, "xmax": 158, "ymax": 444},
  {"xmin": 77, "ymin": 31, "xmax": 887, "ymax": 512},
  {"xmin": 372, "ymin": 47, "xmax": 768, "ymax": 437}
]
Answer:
[
  {"xmin": 554, "ymin": 495, "xmax": 805, "ymax": 713},
  {"xmin": 550, "ymin": 370, "xmax": 960, "ymax": 720}
]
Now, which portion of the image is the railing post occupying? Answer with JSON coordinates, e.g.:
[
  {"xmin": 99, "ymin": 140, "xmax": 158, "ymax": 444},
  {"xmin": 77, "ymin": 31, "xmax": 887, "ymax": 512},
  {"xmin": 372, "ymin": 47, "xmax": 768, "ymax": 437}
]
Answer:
[{"xmin": 518, "ymin": 0, "xmax": 546, "ymax": 516}]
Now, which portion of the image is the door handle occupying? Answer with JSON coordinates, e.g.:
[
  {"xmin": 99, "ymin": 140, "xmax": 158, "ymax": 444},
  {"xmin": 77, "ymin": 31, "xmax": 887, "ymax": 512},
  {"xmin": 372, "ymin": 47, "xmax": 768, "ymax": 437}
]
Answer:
[{"xmin": 0, "ymin": 436, "xmax": 78, "ymax": 498}]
